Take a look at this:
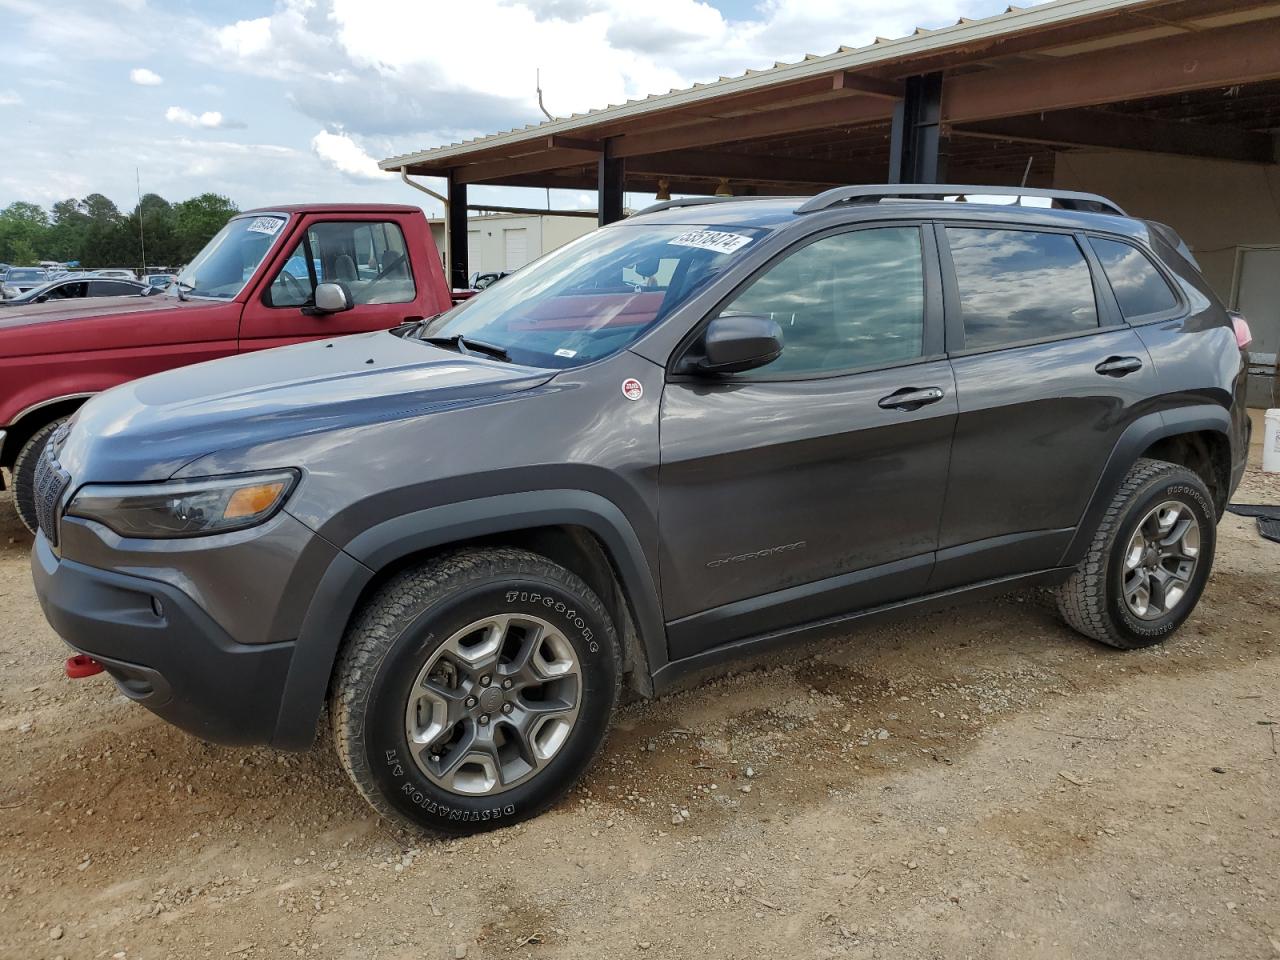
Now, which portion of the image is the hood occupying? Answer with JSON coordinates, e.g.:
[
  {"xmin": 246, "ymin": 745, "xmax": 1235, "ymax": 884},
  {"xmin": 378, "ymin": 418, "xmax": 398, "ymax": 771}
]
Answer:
[
  {"xmin": 0, "ymin": 294, "xmax": 226, "ymax": 354},
  {"xmin": 57, "ymin": 330, "xmax": 553, "ymax": 482}
]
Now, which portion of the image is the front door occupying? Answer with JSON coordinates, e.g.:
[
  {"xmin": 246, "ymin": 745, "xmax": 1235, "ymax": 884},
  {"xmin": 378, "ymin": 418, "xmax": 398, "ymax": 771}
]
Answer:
[
  {"xmin": 238, "ymin": 217, "xmax": 421, "ymax": 351},
  {"xmin": 658, "ymin": 224, "xmax": 956, "ymax": 659}
]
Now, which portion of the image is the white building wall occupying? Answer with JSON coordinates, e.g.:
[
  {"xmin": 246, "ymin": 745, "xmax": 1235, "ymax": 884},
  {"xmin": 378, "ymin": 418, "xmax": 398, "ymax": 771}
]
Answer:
[{"xmin": 428, "ymin": 214, "xmax": 596, "ymax": 281}]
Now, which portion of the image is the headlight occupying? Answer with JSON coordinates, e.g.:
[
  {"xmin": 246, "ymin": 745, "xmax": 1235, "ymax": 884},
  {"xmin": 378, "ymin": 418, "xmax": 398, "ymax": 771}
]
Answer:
[
  {"xmin": 1, "ymin": 285, "xmax": 16, "ymax": 297},
  {"xmin": 67, "ymin": 470, "xmax": 298, "ymax": 539}
]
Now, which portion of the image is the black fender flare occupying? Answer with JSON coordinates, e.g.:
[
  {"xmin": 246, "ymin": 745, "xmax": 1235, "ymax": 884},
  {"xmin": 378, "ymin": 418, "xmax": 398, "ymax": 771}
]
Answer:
[
  {"xmin": 1058, "ymin": 403, "xmax": 1231, "ymax": 568},
  {"xmin": 271, "ymin": 490, "xmax": 666, "ymax": 749}
]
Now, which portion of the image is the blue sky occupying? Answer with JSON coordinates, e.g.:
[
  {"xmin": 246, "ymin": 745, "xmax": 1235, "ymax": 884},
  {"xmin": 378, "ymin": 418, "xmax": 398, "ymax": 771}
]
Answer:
[{"xmin": 0, "ymin": 0, "xmax": 1033, "ymax": 216}]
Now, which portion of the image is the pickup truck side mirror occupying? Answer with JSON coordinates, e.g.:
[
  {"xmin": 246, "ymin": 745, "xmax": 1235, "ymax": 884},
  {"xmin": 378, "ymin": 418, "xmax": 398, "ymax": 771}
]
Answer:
[
  {"xmin": 692, "ymin": 314, "xmax": 784, "ymax": 375},
  {"xmin": 307, "ymin": 281, "xmax": 354, "ymax": 316}
]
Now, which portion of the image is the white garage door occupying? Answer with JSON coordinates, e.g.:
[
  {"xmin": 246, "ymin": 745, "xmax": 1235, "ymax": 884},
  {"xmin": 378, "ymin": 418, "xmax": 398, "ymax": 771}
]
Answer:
[
  {"xmin": 1236, "ymin": 247, "xmax": 1280, "ymax": 356},
  {"xmin": 504, "ymin": 228, "xmax": 529, "ymax": 271},
  {"xmin": 1235, "ymin": 246, "xmax": 1280, "ymax": 407}
]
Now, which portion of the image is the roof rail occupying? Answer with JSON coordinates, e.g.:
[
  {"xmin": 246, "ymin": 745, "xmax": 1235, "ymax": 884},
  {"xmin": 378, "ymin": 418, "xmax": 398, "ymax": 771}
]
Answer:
[
  {"xmin": 794, "ymin": 184, "xmax": 1126, "ymax": 217},
  {"xmin": 633, "ymin": 195, "xmax": 777, "ymax": 217}
]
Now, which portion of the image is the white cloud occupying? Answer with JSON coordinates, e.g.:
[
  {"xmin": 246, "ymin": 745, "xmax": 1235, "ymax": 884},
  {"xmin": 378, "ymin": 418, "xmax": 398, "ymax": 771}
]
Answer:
[
  {"xmin": 198, "ymin": 0, "xmax": 994, "ymax": 148},
  {"xmin": 165, "ymin": 106, "xmax": 243, "ymax": 129},
  {"xmin": 0, "ymin": 90, "xmax": 21, "ymax": 106},
  {"xmin": 129, "ymin": 67, "xmax": 163, "ymax": 86},
  {"xmin": 312, "ymin": 130, "xmax": 390, "ymax": 181}
]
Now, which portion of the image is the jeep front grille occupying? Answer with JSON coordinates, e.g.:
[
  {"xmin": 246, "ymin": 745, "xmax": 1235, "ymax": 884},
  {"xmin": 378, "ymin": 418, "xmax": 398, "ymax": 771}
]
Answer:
[{"xmin": 34, "ymin": 444, "xmax": 71, "ymax": 548}]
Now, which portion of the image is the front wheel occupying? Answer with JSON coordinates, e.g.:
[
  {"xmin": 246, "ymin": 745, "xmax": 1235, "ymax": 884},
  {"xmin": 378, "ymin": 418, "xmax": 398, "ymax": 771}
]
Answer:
[
  {"xmin": 11, "ymin": 418, "xmax": 68, "ymax": 536},
  {"xmin": 1057, "ymin": 458, "xmax": 1216, "ymax": 649},
  {"xmin": 330, "ymin": 547, "xmax": 621, "ymax": 834}
]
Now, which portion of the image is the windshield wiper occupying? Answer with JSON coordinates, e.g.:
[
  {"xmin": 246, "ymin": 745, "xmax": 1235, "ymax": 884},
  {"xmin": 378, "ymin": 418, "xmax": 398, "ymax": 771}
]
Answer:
[{"xmin": 422, "ymin": 334, "xmax": 511, "ymax": 362}]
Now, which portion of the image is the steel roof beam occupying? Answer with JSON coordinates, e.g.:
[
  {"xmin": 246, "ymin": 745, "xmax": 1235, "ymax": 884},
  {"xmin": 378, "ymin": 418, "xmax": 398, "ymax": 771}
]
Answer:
[
  {"xmin": 944, "ymin": 17, "xmax": 1280, "ymax": 123},
  {"xmin": 953, "ymin": 107, "xmax": 1278, "ymax": 164}
]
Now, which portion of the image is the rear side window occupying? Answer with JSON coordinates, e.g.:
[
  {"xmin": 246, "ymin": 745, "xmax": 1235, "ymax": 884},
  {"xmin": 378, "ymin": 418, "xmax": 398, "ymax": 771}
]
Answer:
[
  {"xmin": 1088, "ymin": 237, "xmax": 1179, "ymax": 319},
  {"xmin": 946, "ymin": 228, "xmax": 1098, "ymax": 349}
]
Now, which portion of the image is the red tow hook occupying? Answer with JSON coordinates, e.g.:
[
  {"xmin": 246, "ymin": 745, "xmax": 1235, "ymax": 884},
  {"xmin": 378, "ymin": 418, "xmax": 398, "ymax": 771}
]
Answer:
[{"xmin": 65, "ymin": 654, "xmax": 105, "ymax": 679}]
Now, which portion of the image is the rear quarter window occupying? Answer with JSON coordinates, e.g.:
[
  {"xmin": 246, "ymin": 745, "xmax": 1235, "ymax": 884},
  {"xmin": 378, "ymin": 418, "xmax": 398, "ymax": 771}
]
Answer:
[{"xmin": 1088, "ymin": 237, "xmax": 1180, "ymax": 320}]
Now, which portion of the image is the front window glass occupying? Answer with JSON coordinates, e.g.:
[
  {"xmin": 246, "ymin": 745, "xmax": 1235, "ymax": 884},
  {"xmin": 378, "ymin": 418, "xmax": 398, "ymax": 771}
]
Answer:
[
  {"xmin": 170, "ymin": 214, "xmax": 288, "ymax": 300},
  {"xmin": 947, "ymin": 228, "xmax": 1099, "ymax": 349},
  {"xmin": 718, "ymin": 227, "xmax": 925, "ymax": 376},
  {"xmin": 7, "ymin": 268, "xmax": 45, "ymax": 282},
  {"xmin": 268, "ymin": 220, "xmax": 415, "ymax": 308},
  {"xmin": 420, "ymin": 223, "xmax": 769, "ymax": 368}
]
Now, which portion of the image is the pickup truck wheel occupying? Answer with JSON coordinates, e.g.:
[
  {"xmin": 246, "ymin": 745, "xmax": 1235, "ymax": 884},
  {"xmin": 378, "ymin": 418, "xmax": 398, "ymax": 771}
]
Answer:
[
  {"xmin": 331, "ymin": 547, "xmax": 621, "ymax": 834},
  {"xmin": 1056, "ymin": 458, "xmax": 1215, "ymax": 649},
  {"xmin": 11, "ymin": 418, "xmax": 68, "ymax": 536}
]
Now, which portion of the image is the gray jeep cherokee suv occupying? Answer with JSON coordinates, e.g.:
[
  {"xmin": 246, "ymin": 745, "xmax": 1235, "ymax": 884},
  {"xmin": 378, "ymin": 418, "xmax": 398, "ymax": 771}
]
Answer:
[{"xmin": 31, "ymin": 185, "xmax": 1251, "ymax": 833}]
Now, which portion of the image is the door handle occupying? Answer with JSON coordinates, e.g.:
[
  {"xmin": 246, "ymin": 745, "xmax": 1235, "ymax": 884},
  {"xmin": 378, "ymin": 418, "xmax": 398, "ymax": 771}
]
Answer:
[
  {"xmin": 878, "ymin": 386, "xmax": 945, "ymax": 411},
  {"xmin": 1095, "ymin": 356, "xmax": 1143, "ymax": 377}
]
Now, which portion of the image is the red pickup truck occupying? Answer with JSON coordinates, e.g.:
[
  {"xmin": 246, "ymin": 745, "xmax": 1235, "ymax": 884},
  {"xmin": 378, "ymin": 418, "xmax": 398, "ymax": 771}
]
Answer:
[{"xmin": 0, "ymin": 203, "xmax": 452, "ymax": 533}]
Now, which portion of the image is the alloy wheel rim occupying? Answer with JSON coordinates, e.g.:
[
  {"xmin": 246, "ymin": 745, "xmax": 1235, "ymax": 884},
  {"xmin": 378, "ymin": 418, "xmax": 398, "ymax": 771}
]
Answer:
[
  {"xmin": 404, "ymin": 614, "xmax": 582, "ymax": 796},
  {"xmin": 1121, "ymin": 499, "xmax": 1201, "ymax": 621}
]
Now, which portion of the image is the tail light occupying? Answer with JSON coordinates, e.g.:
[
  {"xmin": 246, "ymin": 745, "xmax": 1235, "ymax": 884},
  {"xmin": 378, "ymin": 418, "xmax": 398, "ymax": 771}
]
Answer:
[{"xmin": 1229, "ymin": 311, "xmax": 1252, "ymax": 350}]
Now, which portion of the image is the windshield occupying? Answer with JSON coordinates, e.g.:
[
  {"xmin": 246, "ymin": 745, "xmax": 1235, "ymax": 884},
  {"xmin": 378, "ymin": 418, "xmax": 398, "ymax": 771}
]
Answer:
[
  {"xmin": 6, "ymin": 269, "xmax": 46, "ymax": 282},
  {"xmin": 9, "ymin": 280, "xmax": 59, "ymax": 302},
  {"xmin": 169, "ymin": 213, "xmax": 288, "ymax": 300},
  {"xmin": 419, "ymin": 222, "xmax": 769, "ymax": 368}
]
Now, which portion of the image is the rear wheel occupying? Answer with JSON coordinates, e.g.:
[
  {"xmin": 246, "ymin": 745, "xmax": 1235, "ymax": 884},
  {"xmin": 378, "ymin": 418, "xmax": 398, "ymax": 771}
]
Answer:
[
  {"xmin": 11, "ymin": 418, "xmax": 68, "ymax": 536},
  {"xmin": 1056, "ymin": 458, "xmax": 1215, "ymax": 649},
  {"xmin": 330, "ymin": 547, "xmax": 621, "ymax": 834}
]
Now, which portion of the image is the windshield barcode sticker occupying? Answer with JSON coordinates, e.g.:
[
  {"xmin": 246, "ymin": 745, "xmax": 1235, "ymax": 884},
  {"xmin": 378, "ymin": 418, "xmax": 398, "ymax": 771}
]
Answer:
[
  {"xmin": 668, "ymin": 230, "xmax": 753, "ymax": 254},
  {"xmin": 246, "ymin": 216, "xmax": 285, "ymax": 236}
]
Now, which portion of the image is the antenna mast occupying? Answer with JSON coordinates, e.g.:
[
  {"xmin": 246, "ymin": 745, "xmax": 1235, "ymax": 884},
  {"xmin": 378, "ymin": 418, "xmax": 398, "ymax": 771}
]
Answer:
[
  {"xmin": 136, "ymin": 167, "xmax": 147, "ymax": 275},
  {"xmin": 536, "ymin": 69, "xmax": 553, "ymax": 121}
]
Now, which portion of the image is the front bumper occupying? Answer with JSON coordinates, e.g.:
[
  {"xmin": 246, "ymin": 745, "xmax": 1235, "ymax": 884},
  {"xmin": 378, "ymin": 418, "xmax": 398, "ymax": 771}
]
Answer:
[{"xmin": 31, "ymin": 531, "xmax": 295, "ymax": 746}]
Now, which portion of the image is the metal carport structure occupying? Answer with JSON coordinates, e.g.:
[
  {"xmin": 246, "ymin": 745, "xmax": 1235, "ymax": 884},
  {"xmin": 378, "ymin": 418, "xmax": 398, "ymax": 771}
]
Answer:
[{"xmin": 382, "ymin": 0, "xmax": 1280, "ymax": 397}]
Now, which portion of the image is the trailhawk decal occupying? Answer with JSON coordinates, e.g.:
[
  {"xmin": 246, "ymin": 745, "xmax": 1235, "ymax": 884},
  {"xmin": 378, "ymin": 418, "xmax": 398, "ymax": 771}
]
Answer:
[{"xmin": 668, "ymin": 229, "xmax": 754, "ymax": 254}]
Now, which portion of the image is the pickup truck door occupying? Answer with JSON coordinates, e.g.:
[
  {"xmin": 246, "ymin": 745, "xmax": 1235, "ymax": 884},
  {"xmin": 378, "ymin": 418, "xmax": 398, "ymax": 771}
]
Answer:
[{"xmin": 238, "ymin": 215, "xmax": 426, "ymax": 351}]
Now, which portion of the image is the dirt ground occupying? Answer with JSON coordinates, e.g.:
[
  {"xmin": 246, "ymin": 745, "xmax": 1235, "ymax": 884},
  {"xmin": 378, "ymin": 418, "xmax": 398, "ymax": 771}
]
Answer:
[{"xmin": 1, "ymin": 451, "xmax": 1277, "ymax": 960}]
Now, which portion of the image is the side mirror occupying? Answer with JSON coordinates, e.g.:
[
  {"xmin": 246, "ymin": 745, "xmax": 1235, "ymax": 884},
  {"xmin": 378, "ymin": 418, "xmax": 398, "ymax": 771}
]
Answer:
[
  {"xmin": 308, "ymin": 281, "xmax": 354, "ymax": 315},
  {"xmin": 694, "ymin": 314, "xmax": 783, "ymax": 375}
]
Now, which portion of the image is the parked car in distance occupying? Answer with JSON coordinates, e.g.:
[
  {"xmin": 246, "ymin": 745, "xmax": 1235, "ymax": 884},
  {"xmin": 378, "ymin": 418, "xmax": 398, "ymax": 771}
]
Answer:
[
  {"xmin": 0, "ymin": 276, "xmax": 151, "ymax": 307},
  {"xmin": 2, "ymin": 267, "xmax": 50, "ymax": 299},
  {"xmin": 1, "ymin": 203, "xmax": 452, "ymax": 532},
  {"xmin": 144, "ymin": 273, "xmax": 177, "ymax": 289},
  {"xmin": 91, "ymin": 269, "xmax": 139, "ymax": 281},
  {"xmin": 28, "ymin": 185, "xmax": 1251, "ymax": 835}
]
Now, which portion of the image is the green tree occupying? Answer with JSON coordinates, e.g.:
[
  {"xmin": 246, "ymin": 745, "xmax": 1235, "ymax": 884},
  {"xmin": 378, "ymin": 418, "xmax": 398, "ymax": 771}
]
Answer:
[
  {"xmin": 0, "ymin": 201, "xmax": 51, "ymax": 265},
  {"xmin": 126, "ymin": 193, "xmax": 178, "ymax": 269},
  {"xmin": 78, "ymin": 193, "xmax": 132, "ymax": 268},
  {"xmin": 46, "ymin": 198, "xmax": 91, "ymax": 263},
  {"xmin": 173, "ymin": 193, "xmax": 238, "ymax": 263}
]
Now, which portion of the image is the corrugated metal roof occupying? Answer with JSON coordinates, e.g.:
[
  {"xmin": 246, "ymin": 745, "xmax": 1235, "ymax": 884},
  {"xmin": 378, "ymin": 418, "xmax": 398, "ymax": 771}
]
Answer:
[{"xmin": 379, "ymin": 0, "xmax": 1158, "ymax": 170}]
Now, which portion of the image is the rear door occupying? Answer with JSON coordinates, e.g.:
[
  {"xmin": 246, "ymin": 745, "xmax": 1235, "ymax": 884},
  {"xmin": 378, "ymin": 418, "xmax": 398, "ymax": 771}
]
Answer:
[
  {"xmin": 658, "ymin": 223, "xmax": 956, "ymax": 658},
  {"xmin": 238, "ymin": 216, "xmax": 422, "ymax": 351},
  {"xmin": 930, "ymin": 222, "xmax": 1158, "ymax": 590}
]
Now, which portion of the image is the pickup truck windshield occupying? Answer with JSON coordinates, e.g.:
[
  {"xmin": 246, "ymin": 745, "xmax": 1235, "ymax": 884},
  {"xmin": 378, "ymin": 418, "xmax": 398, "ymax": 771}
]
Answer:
[
  {"xmin": 419, "ymin": 222, "xmax": 769, "ymax": 368},
  {"xmin": 168, "ymin": 214, "xmax": 288, "ymax": 300}
]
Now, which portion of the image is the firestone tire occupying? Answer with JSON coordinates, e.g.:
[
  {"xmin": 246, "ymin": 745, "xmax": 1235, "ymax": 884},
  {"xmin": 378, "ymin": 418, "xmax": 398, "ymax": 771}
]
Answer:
[
  {"xmin": 330, "ymin": 547, "xmax": 621, "ymax": 835},
  {"xmin": 1056, "ymin": 458, "xmax": 1216, "ymax": 649},
  {"xmin": 11, "ymin": 418, "xmax": 68, "ymax": 536}
]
